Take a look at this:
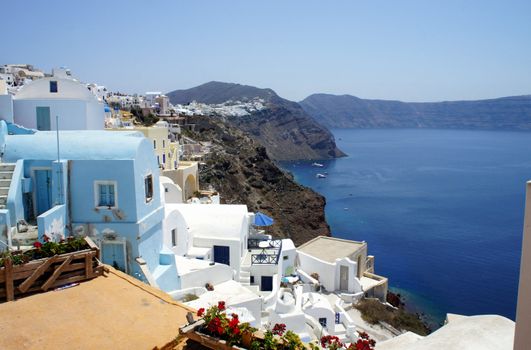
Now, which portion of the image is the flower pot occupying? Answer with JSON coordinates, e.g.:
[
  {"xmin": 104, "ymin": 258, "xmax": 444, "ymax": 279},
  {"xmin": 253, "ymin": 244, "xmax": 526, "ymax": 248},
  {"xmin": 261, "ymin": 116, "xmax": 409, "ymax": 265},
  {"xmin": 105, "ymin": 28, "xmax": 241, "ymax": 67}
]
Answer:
[{"xmin": 242, "ymin": 331, "xmax": 253, "ymax": 348}]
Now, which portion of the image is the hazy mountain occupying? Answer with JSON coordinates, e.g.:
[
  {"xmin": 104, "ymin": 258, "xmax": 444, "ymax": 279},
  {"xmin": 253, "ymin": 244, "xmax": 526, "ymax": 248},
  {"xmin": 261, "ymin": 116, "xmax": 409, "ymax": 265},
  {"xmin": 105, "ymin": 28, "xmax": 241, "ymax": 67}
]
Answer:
[
  {"xmin": 300, "ymin": 94, "xmax": 531, "ymax": 130},
  {"xmin": 167, "ymin": 81, "xmax": 277, "ymax": 105},
  {"xmin": 167, "ymin": 82, "xmax": 345, "ymax": 160}
]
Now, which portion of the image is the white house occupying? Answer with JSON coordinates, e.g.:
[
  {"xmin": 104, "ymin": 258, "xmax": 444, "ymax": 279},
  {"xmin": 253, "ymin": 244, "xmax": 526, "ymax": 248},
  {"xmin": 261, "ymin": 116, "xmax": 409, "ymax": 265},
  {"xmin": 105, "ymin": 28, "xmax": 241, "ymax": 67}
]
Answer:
[
  {"xmin": 12, "ymin": 69, "xmax": 105, "ymax": 130},
  {"xmin": 296, "ymin": 236, "xmax": 388, "ymax": 301}
]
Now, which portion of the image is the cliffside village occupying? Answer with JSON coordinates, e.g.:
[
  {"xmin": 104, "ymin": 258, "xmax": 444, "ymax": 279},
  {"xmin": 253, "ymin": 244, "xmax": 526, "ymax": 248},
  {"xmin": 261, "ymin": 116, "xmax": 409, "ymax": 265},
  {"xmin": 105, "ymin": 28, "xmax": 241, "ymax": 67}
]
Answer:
[{"xmin": 0, "ymin": 64, "xmax": 527, "ymax": 350}]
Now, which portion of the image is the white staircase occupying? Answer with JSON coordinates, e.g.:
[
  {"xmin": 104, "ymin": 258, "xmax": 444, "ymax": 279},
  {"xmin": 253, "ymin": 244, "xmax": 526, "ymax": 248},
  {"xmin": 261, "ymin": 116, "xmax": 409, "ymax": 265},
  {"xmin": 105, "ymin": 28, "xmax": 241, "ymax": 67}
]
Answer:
[
  {"xmin": 238, "ymin": 264, "xmax": 251, "ymax": 285},
  {"xmin": 0, "ymin": 163, "xmax": 15, "ymax": 210}
]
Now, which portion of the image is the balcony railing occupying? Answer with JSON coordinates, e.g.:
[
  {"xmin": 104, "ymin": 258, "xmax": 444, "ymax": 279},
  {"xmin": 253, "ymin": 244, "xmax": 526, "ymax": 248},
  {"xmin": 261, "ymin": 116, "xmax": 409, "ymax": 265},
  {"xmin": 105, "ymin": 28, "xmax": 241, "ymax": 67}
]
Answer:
[
  {"xmin": 251, "ymin": 253, "xmax": 280, "ymax": 265},
  {"xmin": 247, "ymin": 238, "xmax": 282, "ymax": 250},
  {"xmin": 249, "ymin": 239, "xmax": 283, "ymax": 265}
]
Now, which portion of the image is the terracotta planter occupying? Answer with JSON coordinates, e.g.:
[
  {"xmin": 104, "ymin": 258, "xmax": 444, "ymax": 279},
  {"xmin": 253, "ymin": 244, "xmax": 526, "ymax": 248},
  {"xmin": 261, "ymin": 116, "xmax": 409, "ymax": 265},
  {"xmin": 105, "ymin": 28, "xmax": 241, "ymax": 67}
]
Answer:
[{"xmin": 242, "ymin": 331, "xmax": 253, "ymax": 348}]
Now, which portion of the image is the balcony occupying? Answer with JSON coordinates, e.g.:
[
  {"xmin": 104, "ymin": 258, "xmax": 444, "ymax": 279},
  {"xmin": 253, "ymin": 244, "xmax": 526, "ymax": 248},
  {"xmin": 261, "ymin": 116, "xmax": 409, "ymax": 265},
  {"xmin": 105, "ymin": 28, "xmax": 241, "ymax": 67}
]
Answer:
[{"xmin": 247, "ymin": 239, "xmax": 282, "ymax": 265}]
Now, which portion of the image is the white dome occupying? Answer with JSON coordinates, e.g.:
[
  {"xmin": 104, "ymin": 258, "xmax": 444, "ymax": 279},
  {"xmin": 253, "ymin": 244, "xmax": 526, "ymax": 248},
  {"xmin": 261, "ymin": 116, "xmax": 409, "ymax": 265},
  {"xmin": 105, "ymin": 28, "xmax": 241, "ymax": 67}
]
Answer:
[{"xmin": 14, "ymin": 77, "xmax": 99, "ymax": 102}]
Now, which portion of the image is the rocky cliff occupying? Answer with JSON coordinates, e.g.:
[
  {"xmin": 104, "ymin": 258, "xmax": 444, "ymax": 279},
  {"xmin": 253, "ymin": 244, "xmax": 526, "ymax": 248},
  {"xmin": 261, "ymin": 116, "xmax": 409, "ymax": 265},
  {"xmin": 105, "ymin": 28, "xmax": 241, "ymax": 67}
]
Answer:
[
  {"xmin": 167, "ymin": 82, "xmax": 345, "ymax": 161},
  {"xmin": 300, "ymin": 93, "xmax": 531, "ymax": 130},
  {"xmin": 186, "ymin": 115, "xmax": 330, "ymax": 245}
]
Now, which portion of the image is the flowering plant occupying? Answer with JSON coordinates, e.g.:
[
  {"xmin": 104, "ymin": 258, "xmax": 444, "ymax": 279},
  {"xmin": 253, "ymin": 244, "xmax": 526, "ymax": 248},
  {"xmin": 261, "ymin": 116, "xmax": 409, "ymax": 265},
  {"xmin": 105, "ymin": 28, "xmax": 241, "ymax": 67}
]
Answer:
[
  {"xmin": 317, "ymin": 331, "xmax": 376, "ymax": 350},
  {"xmin": 197, "ymin": 301, "xmax": 256, "ymax": 346},
  {"xmin": 195, "ymin": 303, "xmax": 306, "ymax": 349}
]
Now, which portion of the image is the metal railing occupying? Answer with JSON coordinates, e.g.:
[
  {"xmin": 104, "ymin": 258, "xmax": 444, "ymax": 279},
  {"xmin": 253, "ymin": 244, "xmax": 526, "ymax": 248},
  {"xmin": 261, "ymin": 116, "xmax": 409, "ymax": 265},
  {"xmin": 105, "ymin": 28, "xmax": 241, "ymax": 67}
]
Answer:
[
  {"xmin": 251, "ymin": 254, "xmax": 280, "ymax": 264},
  {"xmin": 247, "ymin": 238, "xmax": 282, "ymax": 249},
  {"xmin": 249, "ymin": 239, "xmax": 283, "ymax": 265}
]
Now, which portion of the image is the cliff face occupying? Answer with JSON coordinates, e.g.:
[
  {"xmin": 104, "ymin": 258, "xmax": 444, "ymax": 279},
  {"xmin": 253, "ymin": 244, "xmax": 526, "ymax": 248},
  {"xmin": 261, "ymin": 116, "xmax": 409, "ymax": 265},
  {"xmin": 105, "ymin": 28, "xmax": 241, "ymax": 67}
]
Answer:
[
  {"xmin": 187, "ymin": 115, "xmax": 330, "ymax": 245},
  {"xmin": 167, "ymin": 82, "xmax": 345, "ymax": 161},
  {"xmin": 300, "ymin": 93, "xmax": 531, "ymax": 130}
]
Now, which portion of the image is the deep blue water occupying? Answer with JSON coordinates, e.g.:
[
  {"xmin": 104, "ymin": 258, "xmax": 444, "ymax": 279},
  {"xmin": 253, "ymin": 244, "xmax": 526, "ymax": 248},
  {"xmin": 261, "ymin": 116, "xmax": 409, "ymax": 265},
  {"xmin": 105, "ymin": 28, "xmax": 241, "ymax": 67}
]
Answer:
[{"xmin": 280, "ymin": 129, "xmax": 531, "ymax": 327}]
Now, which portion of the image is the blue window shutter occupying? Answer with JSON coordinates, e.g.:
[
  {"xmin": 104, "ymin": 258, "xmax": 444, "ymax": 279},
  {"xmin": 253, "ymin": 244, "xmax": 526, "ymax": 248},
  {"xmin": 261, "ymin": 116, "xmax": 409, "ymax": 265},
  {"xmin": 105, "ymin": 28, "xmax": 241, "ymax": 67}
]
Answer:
[
  {"xmin": 109, "ymin": 185, "xmax": 115, "ymax": 206},
  {"xmin": 99, "ymin": 185, "xmax": 107, "ymax": 206}
]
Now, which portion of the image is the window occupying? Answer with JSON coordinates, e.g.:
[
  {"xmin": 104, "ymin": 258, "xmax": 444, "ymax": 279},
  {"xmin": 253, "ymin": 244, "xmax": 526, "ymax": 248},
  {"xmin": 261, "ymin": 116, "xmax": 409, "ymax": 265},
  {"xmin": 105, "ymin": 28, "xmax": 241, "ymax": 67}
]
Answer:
[
  {"xmin": 319, "ymin": 318, "xmax": 327, "ymax": 328},
  {"xmin": 250, "ymin": 276, "xmax": 255, "ymax": 284},
  {"xmin": 163, "ymin": 140, "xmax": 165, "ymax": 148},
  {"xmin": 49, "ymin": 81, "xmax": 58, "ymax": 93},
  {"xmin": 283, "ymin": 255, "xmax": 288, "ymax": 260},
  {"xmin": 162, "ymin": 154, "xmax": 166, "ymax": 164},
  {"xmin": 144, "ymin": 174, "xmax": 153, "ymax": 202},
  {"xmin": 171, "ymin": 228, "xmax": 177, "ymax": 247},
  {"xmin": 153, "ymin": 140, "xmax": 156, "ymax": 149},
  {"xmin": 96, "ymin": 182, "xmax": 116, "ymax": 207}
]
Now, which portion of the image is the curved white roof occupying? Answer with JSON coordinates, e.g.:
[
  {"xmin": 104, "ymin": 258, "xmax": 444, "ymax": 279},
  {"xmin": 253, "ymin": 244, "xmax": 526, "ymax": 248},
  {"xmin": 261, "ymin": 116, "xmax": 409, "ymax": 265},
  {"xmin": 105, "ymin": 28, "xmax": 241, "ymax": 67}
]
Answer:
[
  {"xmin": 166, "ymin": 203, "xmax": 249, "ymax": 239},
  {"xmin": 14, "ymin": 77, "xmax": 99, "ymax": 102},
  {"xmin": 3, "ymin": 130, "xmax": 147, "ymax": 161}
]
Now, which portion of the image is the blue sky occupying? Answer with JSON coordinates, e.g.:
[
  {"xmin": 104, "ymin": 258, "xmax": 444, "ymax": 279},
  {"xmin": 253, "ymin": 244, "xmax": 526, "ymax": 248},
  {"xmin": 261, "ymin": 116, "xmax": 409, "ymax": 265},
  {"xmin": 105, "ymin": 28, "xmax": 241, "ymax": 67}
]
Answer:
[{"xmin": 3, "ymin": 0, "xmax": 531, "ymax": 102}]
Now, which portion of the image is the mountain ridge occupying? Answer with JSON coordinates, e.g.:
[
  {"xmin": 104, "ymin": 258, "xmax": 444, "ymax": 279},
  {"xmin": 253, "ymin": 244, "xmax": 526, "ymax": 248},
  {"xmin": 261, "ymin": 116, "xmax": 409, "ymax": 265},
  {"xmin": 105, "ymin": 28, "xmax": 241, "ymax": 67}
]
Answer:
[
  {"xmin": 167, "ymin": 82, "xmax": 345, "ymax": 161},
  {"xmin": 300, "ymin": 93, "xmax": 531, "ymax": 130}
]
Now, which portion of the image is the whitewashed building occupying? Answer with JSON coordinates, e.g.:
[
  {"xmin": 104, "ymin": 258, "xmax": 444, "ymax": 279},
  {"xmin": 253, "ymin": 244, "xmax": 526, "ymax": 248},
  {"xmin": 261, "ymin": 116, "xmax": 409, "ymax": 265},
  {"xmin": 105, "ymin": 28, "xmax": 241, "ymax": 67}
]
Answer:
[
  {"xmin": 12, "ymin": 69, "xmax": 105, "ymax": 130},
  {"xmin": 296, "ymin": 236, "xmax": 388, "ymax": 301}
]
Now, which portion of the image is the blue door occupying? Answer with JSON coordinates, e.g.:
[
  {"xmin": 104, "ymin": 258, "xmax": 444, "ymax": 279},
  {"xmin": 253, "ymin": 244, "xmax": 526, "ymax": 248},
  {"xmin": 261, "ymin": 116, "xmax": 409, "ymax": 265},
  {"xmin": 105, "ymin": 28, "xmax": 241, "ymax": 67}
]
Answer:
[
  {"xmin": 36, "ymin": 107, "xmax": 51, "ymax": 131},
  {"xmin": 213, "ymin": 245, "xmax": 230, "ymax": 266},
  {"xmin": 35, "ymin": 169, "xmax": 52, "ymax": 216},
  {"xmin": 261, "ymin": 276, "xmax": 273, "ymax": 291},
  {"xmin": 101, "ymin": 243, "xmax": 126, "ymax": 272}
]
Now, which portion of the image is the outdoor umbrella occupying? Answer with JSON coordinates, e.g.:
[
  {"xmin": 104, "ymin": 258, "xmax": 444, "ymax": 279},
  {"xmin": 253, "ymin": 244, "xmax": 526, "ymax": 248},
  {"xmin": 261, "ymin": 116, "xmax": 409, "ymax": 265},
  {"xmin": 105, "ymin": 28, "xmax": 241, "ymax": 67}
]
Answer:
[{"xmin": 254, "ymin": 212, "xmax": 274, "ymax": 226}]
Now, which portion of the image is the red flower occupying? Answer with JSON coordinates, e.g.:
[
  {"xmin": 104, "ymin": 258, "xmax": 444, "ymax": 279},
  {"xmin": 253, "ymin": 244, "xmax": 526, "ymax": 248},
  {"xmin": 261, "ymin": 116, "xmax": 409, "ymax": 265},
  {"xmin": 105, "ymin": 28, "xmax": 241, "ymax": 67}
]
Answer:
[
  {"xmin": 321, "ymin": 335, "xmax": 343, "ymax": 348},
  {"xmin": 197, "ymin": 308, "xmax": 205, "ymax": 317},
  {"xmin": 208, "ymin": 317, "xmax": 222, "ymax": 335},
  {"xmin": 217, "ymin": 301, "xmax": 226, "ymax": 311},
  {"xmin": 232, "ymin": 326, "xmax": 240, "ymax": 335},
  {"xmin": 33, "ymin": 241, "xmax": 42, "ymax": 249},
  {"xmin": 229, "ymin": 318, "xmax": 239, "ymax": 329},
  {"xmin": 43, "ymin": 235, "xmax": 49, "ymax": 242},
  {"xmin": 272, "ymin": 323, "xmax": 286, "ymax": 336}
]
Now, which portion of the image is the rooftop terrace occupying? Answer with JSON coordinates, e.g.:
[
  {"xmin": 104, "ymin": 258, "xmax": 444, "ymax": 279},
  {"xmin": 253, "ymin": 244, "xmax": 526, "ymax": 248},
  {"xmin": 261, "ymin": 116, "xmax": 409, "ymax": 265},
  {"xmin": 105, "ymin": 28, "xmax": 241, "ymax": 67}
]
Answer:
[{"xmin": 297, "ymin": 236, "xmax": 366, "ymax": 263}]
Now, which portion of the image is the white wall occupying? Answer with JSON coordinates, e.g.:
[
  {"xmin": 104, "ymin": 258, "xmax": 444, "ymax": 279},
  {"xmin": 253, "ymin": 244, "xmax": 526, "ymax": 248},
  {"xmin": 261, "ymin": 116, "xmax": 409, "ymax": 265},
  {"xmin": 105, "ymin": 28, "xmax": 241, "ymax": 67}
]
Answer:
[
  {"xmin": 180, "ymin": 264, "xmax": 233, "ymax": 290},
  {"xmin": 335, "ymin": 257, "xmax": 362, "ymax": 293},
  {"xmin": 304, "ymin": 305, "xmax": 335, "ymax": 333},
  {"xmin": 297, "ymin": 251, "xmax": 362, "ymax": 293},
  {"xmin": 193, "ymin": 236, "xmax": 242, "ymax": 274},
  {"xmin": 163, "ymin": 209, "xmax": 190, "ymax": 256},
  {"xmin": 0, "ymin": 94, "xmax": 13, "ymax": 123},
  {"xmin": 249, "ymin": 264, "xmax": 278, "ymax": 290},
  {"xmin": 298, "ymin": 251, "xmax": 336, "ymax": 292},
  {"xmin": 280, "ymin": 239, "xmax": 297, "ymax": 276}
]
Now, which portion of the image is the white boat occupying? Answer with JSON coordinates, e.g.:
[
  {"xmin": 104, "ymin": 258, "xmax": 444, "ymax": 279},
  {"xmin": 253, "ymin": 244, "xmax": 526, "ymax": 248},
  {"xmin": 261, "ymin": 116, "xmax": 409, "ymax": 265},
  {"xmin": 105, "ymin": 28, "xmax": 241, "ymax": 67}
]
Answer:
[
  {"xmin": 316, "ymin": 173, "xmax": 327, "ymax": 178},
  {"xmin": 312, "ymin": 162, "xmax": 324, "ymax": 167}
]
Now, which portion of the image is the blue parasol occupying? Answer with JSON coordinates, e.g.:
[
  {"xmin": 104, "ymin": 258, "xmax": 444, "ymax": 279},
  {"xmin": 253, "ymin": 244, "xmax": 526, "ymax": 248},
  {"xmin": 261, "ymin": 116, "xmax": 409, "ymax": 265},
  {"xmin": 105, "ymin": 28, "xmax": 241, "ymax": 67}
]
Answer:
[{"xmin": 254, "ymin": 212, "xmax": 274, "ymax": 226}]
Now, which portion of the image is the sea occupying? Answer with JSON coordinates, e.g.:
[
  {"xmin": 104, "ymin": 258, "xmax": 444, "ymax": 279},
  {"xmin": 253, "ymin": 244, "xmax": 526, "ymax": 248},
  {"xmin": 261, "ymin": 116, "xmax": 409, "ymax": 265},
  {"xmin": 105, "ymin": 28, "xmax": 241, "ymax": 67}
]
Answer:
[{"xmin": 280, "ymin": 128, "xmax": 531, "ymax": 328}]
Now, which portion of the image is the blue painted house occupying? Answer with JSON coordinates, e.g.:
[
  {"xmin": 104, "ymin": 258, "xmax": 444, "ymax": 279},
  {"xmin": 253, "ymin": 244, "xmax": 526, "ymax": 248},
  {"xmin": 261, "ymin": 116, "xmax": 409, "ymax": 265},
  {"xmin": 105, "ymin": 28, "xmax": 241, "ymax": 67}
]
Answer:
[{"xmin": 0, "ymin": 121, "xmax": 178, "ymax": 291}]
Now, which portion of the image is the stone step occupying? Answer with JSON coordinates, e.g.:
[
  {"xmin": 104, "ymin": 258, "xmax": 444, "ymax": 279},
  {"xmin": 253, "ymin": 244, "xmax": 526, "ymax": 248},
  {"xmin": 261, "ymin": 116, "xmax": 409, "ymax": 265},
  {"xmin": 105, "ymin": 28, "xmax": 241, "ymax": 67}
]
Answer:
[
  {"xmin": 0, "ymin": 187, "xmax": 9, "ymax": 196},
  {"xmin": 0, "ymin": 196, "xmax": 6, "ymax": 205},
  {"xmin": 0, "ymin": 179, "xmax": 11, "ymax": 188},
  {"xmin": 240, "ymin": 265, "xmax": 251, "ymax": 272},
  {"xmin": 239, "ymin": 270, "xmax": 250, "ymax": 277},
  {"xmin": 0, "ymin": 164, "xmax": 15, "ymax": 171},
  {"xmin": 0, "ymin": 172, "xmax": 13, "ymax": 180},
  {"xmin": 0, "ymin": 204, "xmax": 5, "ymax": 210}
]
